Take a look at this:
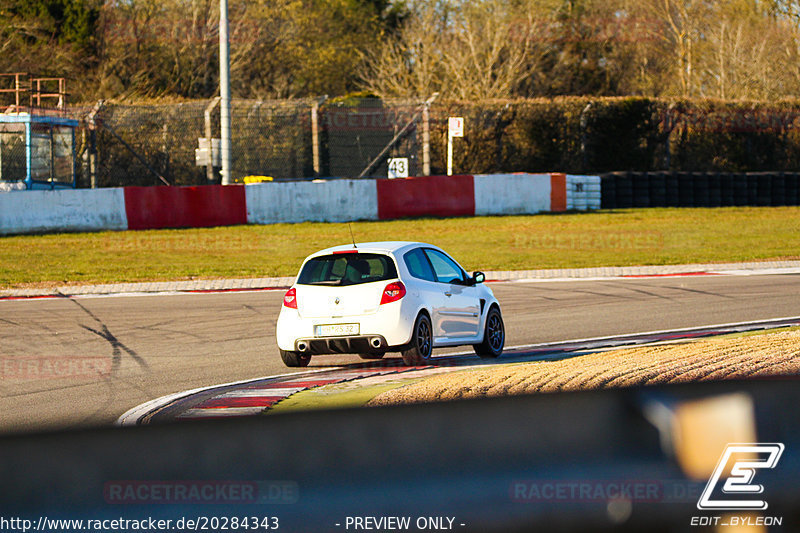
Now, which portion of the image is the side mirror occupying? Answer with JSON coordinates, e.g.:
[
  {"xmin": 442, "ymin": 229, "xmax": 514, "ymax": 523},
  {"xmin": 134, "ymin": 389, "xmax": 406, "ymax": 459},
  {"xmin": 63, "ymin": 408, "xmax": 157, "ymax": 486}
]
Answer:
[{"xmin": 472, "ymin": 271, "xmax": 485, "ymax": 284}]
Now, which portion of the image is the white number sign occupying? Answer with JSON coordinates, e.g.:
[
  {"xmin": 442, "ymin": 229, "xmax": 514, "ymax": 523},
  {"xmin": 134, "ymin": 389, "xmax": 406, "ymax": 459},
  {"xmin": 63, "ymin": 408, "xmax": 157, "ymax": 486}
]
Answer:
[{"xmin": 388, "ymin": 157, "xmax": 409, "ymax": 179}]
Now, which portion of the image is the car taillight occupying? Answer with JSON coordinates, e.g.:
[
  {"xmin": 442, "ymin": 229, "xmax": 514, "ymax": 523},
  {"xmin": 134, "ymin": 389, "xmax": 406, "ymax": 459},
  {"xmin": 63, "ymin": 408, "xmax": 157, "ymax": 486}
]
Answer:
[
  {"xmin": 380, "ymin": 281, "xmax": 406, "ymax": 305},
  {"xmin": 283, "ymin": 287, "xmax": 297, "ymax": 309}
]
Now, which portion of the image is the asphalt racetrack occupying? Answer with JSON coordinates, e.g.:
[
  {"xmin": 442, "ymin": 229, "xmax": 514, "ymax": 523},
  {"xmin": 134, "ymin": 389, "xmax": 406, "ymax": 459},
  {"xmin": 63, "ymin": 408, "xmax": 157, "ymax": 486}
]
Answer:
[{"xmin": 1, "ymin": 273, "xmax": 799, "ymax": 433}]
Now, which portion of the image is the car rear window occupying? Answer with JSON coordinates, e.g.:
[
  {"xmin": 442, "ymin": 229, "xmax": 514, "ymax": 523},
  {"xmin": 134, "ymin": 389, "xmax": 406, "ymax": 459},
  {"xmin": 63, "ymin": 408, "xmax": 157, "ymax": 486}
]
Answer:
[{"xmin": 297, "ymin": 253, "xmax": 398, "ymax": 286}]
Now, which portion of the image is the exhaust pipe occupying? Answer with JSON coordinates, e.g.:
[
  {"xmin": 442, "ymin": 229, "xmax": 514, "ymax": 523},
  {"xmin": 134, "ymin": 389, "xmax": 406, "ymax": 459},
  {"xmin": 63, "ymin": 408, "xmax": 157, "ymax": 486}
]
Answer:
[
  {"xmin": 370, "ymin": 337, "xmax": 382, "ymax": 349},
  {"xmin": 296, "ymin": 341, "xmax": 308, "ymax": 352}
]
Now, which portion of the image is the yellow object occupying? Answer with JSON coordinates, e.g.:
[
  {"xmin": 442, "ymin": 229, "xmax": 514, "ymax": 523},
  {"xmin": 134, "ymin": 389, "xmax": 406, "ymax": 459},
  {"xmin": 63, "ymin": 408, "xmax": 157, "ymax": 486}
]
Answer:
[{"xmin": 242, "ymin": 175, "xmax": 274, "ymax": 184}]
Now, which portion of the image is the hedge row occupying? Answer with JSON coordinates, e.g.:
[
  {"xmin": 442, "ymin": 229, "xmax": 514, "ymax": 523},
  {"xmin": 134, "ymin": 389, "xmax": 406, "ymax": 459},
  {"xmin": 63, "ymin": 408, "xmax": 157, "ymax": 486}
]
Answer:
[
  {"xmin": 600, "ymin": 172, "xmax": 800, "ymax": 209},
  {"xmin": 432, "ymin": 97, "xmax": 800, "ymax": 176}
]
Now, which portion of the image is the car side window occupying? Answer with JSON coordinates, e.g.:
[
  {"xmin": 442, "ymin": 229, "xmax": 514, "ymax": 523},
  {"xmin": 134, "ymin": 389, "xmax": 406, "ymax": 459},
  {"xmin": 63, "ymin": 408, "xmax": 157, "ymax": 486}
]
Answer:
[
  {"xmin": 403, "ymin": 248, "xmax": 436, "ymax": 282},
  {"xmin": 424, "ymin": 249, "xmax": 466, "ymax": 284}
]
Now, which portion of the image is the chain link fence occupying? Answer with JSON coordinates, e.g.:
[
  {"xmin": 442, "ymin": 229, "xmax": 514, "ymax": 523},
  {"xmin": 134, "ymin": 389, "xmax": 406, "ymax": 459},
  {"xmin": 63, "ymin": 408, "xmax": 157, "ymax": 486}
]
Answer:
[
  {"xmin": 53, "ymin": 97, "xmax": 800, "ymax": 188},
  {"xmin": 65, "ymin": 97, "xmax": 424, "ymax": 187},
  {"xmin": 0, "ymin": 123, "xmax": 26, "ymax": 182}
]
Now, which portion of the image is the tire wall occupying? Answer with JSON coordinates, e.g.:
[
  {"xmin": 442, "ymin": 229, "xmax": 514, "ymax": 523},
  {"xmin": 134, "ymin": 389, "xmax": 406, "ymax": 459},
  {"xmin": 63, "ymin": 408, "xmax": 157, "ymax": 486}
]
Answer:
[{"xmin": 600, "ymin": 171, "xmax": 800, "ymax": 209}]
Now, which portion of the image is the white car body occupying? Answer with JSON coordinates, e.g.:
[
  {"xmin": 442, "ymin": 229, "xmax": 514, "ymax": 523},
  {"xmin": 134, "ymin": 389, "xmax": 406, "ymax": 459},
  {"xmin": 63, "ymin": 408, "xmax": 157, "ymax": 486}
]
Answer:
[{"xmin": 276, "ymin": 241, "xmax": 504, "ymax": 366}]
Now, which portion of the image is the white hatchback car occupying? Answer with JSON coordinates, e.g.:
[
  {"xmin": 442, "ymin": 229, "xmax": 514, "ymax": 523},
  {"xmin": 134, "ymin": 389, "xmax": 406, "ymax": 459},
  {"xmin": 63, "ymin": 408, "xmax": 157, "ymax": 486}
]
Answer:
[{"xmin": 276, "ymin": 241, "xmax": 505, "ymax": 367}]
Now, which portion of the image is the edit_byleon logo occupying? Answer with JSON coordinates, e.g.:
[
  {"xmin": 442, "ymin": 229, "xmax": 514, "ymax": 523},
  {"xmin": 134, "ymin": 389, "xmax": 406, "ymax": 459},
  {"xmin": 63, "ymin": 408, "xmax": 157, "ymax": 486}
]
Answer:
[{"xmin": 697, "ymin": 443, "xmax": 785, "ymax": 511}]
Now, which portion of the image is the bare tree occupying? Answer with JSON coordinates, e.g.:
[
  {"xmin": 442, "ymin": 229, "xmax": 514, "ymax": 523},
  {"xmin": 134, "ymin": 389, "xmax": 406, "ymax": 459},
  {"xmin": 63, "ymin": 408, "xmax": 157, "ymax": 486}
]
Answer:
[
  {"xmin": 359, "ymin": 0, "xmax": 553, "ymax": 100},
  {"xmin": 633, "ymin": 0, "xmax": 710, "ymax": 97}
]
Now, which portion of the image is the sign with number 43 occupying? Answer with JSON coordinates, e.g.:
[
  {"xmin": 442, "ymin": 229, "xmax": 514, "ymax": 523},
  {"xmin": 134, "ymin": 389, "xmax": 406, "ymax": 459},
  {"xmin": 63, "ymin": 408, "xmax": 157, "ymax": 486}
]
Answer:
[{"xmin": 388, "ymin": 157, "xmax": 409, "ymax": 179}]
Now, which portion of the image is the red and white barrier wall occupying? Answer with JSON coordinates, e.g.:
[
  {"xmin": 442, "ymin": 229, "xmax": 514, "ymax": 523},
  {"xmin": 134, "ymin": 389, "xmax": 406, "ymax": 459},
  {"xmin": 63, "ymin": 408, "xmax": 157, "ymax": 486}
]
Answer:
[
  {"xmin": 246, "ymin": 179, "xmax": 378, "ymax": 224},
  {"xmin": 0, "ymin": 173, "xmax": 599, "ymax": 234},
  {"xmin": 0, "ymin": 188, "xmax": 128, "ymax": 234},
  {"xmin": 124, "ymin": 185, "xmax": 247, "ymax": 230}
]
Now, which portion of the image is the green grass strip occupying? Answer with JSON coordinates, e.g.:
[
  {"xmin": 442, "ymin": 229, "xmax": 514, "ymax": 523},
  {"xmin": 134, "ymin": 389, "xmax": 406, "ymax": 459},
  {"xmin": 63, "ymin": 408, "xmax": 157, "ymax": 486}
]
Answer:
[
  {"xmin": 267, "ymin": 378, "xmax": 428, "ymax": 414},
  {"xmin": 1, "ymin": 207, "xmax": 799, "ymax": 287}
]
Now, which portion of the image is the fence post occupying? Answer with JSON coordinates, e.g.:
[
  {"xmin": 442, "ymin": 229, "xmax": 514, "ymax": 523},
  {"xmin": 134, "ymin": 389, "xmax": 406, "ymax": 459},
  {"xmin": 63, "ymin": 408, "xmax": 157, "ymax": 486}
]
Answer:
[
  {"xmin": 204, "ymin": 96, "xmax": 220, "ymax": 184},
  {"xmin": 422, "ymin": 101, "xmax": 431, "ymax": 176},
  {"xmin": 219, "ymin": 0, "xmax": 232, "ymax": 185},
  {"xmin": 86, "ymin": 100, "xmax": 103, "ymax": 189},
  {"xmin": 161, "ymin": 123, "xmax": 169, "ymax": 181},
  {"xmin": 312, "ymin": 96, "xmax": 327, "ymax": 177},
  {"xmin": 580, "ymin": 102, "xmax": 592, "ymax": 172}
]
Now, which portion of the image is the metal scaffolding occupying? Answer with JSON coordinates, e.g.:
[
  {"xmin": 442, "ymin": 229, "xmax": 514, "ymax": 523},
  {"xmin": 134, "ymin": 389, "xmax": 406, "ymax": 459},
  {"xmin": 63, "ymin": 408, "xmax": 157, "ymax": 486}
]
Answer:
[{"xmin": 0, "ymin": 73, "xmax": 77, "ymax": 189}]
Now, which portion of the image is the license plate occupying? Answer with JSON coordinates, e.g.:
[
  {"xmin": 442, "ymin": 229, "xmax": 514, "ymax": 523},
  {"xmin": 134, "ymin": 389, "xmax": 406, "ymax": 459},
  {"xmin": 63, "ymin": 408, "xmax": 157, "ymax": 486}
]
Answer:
[{"xmin": 315, "ymin": 323, "xmax": 359, "ymax": 337}]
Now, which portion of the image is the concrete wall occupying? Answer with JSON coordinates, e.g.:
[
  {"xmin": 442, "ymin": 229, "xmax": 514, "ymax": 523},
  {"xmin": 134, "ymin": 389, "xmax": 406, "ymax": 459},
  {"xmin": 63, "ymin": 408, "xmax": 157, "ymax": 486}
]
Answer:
[
  {"xmin": 245, "ymin": 179, "xmax": 378, "ymax": 224},
  {"xmin": 473, "ymin": 173, "xmax": 552, "ymax": 216},
  {"xmin": 0, "ymin": 173, "xmax": 601, "ymax": 235},
  {"xmin": 0, "ymin": 188, "xmax": 127, "ymax": 235}
]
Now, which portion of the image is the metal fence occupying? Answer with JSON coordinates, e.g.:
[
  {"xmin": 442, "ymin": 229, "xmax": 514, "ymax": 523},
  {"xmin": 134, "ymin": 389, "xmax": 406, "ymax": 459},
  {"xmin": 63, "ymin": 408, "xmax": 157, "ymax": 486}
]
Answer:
[
  {"xmin": 29, "ymin": 96, "xmax": 800, "ymax": 188},
  {"xmin": 65, "ymin": 97, "xmax": 424, "ymax": 187},
  {"xmin": 0, "ymin": 124, "xmax": 26, "ymax": 182}
]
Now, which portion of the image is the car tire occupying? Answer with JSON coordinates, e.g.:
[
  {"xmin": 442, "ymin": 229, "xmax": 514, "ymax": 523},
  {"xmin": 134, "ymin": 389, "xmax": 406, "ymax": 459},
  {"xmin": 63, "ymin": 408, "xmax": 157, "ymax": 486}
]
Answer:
[
  {"xmin": 280, "ymin": 349, "xmax": 311, "ymax": 367},
  {"xmin": 401, "ymin": 313, "xmax": 433, "ymax": 366},
  {"xmin": 473, "ymin": 306, "xmax": 504, "ymax": 358}
]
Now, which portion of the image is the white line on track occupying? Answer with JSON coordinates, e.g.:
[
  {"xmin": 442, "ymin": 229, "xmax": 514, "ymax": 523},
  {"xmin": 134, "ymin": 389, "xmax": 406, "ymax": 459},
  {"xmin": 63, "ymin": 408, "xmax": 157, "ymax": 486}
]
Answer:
[
  {"xmin": 508, "ymin": 267, "xmax": 800, "ymax": 283},
  {"xmin": 5, "ymin": 266, "xmax": 800, "ymax": 301},
  {"xmin": 117, "ymin": 315, "xmax": 800, "ymax": 426},
  {"xmin": 493, "ymin": 315, "xmax": 800, "ymax": 353},
  {"xmin": 177, "ymin": 407, "xmax": 266, "ymax": 418},
  {"xmin": 115, "ymin": 366, "xmax": 342, "ymax": 427},
  {"xmin": 216, "ymin": 387, "xmax": 306, "ymax": 397}
]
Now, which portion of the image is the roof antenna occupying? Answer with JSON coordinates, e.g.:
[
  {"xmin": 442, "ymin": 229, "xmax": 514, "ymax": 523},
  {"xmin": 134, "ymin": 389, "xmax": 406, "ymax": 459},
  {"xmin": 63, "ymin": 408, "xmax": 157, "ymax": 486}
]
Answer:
[{"xmin": 348, "ymin": 223, "xmax": 358, "ymax": 249}]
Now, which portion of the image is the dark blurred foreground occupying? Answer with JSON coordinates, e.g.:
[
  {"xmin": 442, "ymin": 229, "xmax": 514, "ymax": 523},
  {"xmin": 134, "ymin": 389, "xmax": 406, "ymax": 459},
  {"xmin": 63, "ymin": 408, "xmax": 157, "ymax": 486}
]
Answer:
[{"xmin": 0, "ymin": 380, "xmax": 797, "ymax": 532}]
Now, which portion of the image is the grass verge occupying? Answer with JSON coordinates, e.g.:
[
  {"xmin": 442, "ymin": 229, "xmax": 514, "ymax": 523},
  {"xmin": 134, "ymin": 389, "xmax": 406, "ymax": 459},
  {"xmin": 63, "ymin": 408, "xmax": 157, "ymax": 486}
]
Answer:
[
  {"xmin": 1, "ymin": 206, "xmax": 799, "ymax": 287},
  {"xmin": 268, "ymin": 378, "xmax": 429, "ymax": 414}
]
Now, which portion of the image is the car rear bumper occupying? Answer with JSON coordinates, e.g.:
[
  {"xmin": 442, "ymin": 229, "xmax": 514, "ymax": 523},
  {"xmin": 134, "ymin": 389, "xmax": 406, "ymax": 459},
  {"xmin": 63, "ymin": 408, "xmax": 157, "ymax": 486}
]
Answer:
[
  {"xmin": 276, "ymin": 299, "xmax": 418, "ymax": 352},
  {"xmin": 294, "ymin": 335, "xmax": 388, "ymax": 355}
]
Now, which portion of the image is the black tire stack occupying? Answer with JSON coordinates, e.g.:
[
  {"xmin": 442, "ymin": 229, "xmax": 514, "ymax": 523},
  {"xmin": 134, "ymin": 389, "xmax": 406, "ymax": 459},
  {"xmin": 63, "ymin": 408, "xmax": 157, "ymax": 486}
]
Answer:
[
  {"xmin": 598, "ymin": 171, "xmax": 800, "ymax": 209},
  {"xmin": 693, "ymin": 172, "xmax": 710, "ymax": 207},
  {"xmin": 719, "ymin": 173, "xmax": 734, "ymax": 206},
  {"xmin": 733, "ymin": 173, "xmax": 748, "ymax": 206},
  {"xmin": 772, "ymin": 172, "xmax": 786, "ymax": 206},
  {"xmin": 616, "ymin": 172, "xmax": 633, "ymax": 208},
  {"xmin": 632, "ymin": 172, "xmax": 650, "ymax": 207},
  {"xmin": 649, "ymin": 171, "xmax": 667, "ymax": 207},
  {"xmin": 747, "ymin": 174, "xmax": 760, "ymax": 205},
  {"xmin": 600, "ymin": 174, "xmax": 616, "ymax": 209},
  {"xmin": 786, "ymin": 173, "xmax": 799, "ymax": 205},
  {"xmin": 678, "ymin": 172, "xmax": 694, "ymax": 207}
]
